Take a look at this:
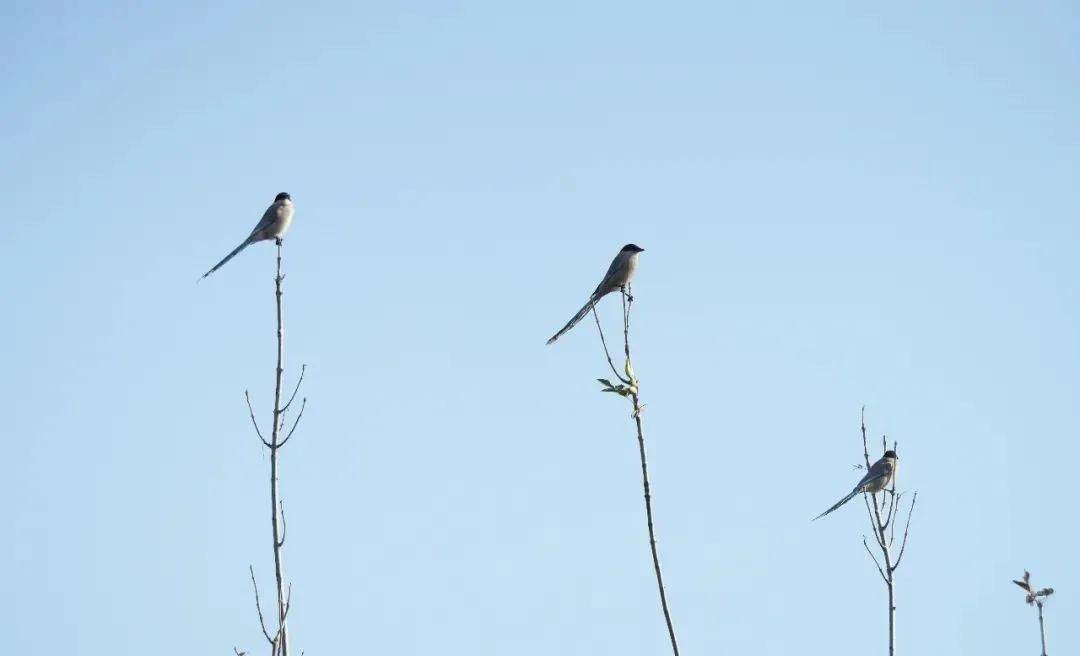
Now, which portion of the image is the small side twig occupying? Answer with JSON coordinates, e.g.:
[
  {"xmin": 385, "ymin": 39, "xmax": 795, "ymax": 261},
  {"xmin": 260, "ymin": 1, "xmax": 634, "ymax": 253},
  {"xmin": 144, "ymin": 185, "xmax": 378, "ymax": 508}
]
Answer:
[
  {"xmin": 862, "ymin": 535, "xmax": 888, "ymax": 583},
  {"xmin": 249, "ymin": 566, "xmax": 274, "ymax": 647},
  {"xmin": 245, "ymin": 392, "xmax": 273, "ymax": 448},
  {"xmin": 892, "ymin": 492, "xmax": 917, "ymax": 570},
  {"xmin": 592, "ymin": 304, "xmax": 630, "ymax": 385},
  {"xmin": 278, "ymin": 398, "xmax": 307, "ymax": 449},
  {"xmin": 282, "ymin": 365, "xmax": 307, "ymax": 412},
  {"xmin": 277, "ymin": 501, "xmax": 287, "ymax": 548}
]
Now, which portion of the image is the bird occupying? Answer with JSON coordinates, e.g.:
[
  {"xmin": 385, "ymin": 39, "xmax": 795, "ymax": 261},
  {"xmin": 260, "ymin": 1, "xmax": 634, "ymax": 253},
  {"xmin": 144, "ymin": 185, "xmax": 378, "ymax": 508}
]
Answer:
[
  {"xmin": 813, "ymin": 450, "xmax": 899, "ymax": 521},
  {"xmin": 546, "ymin": 244, "xmax": 645, "ymax": 345},
  {"xmin": 201, "ymin": 192, "xmax": 294, "ymax": 279}
]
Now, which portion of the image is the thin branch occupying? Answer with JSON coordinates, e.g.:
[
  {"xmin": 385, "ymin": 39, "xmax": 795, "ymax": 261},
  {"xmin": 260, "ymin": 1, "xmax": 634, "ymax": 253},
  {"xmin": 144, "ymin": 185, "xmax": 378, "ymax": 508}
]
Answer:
[
  {"xmin": 880, "ymin": 441, "xmax": 901, "ymax": 540},
  {"xmin": 620, "ymin": 286, "xmax": 680, "ymax": 656},
  {"xmin": 282, "ymin": 365, "xmax": 307, "ymax": 412},
  {"xmin": 271, "ymin": 584, "xmax": 294, "ymax": 645},
  {"xmin": 245, "ymin": 391, "xmax": 273, "ymax": 448},
  {"xmin": 860, "ymin": 406, "xmax": 871, "ymax": 469},
  {"xmin": 278, "ymin": 398, "xmax": 307, "ymax": 449},
  {"xmin": 863, "ymin": 493, "xmax": 887, "ymax": 551},
  {"xmin": 249, "ymin": 566, "xmax": 274, "ymax": 646},
  {"xmin": 267, "ymin": 238, "xmax": 290, "ymax": 656},
  {"xmin": 1038, "ymin": 600, "xmax": 1048, "ymax": 656},
  {"xmin": 887, "ymin": 493, "xmax": 901, "ymax": 547},
  {"xmin": 592, "ymin": 304, "xmax": 630, "ymax": 384},
  {"xmin": 891, "ymin": 492, "xmax": 918, "ymax": 571},
  {"xmin": 862, "ymin": 535, "xmax": 889, "ymax": 583}
]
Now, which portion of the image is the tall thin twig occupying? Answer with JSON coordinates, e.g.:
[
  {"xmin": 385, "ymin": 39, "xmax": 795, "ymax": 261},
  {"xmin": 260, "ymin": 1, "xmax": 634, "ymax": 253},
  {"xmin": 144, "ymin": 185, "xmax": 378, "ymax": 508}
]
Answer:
[
  {"xmin": 268, "ymin": 239, "xmax": 290, "ymax": 656},
  {"xmin": 858, "ymin": 408, "xmax": 917, "ymax": 656},
  {"xmin": 593, "ymin": 285, "xmax": 680, "ymax": 656},
  {"xmin": 241, "ymin": 239, "xmax": 307, "ymax": 656}
]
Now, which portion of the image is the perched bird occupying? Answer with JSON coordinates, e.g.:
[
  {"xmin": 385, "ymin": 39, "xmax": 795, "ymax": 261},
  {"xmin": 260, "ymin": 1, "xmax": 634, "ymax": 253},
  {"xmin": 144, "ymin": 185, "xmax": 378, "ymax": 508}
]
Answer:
[
  {"xmin": 813, "ymin": 450, "xmax": 899, "ymax": 521},
  {"xmin": 546, "ymin": 244, "xmax": 645, "ymax": 345},
  {"xmin": 201, "ymin": 192, "xmax": 294, "ymax": 279}
]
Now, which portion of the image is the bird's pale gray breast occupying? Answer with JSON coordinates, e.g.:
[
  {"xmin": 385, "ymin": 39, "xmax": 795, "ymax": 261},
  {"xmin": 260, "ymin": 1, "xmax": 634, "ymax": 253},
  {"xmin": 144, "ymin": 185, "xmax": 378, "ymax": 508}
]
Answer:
[{"xmin": 263, "ymin": 200, "xmax": 294, "ymax": 240}]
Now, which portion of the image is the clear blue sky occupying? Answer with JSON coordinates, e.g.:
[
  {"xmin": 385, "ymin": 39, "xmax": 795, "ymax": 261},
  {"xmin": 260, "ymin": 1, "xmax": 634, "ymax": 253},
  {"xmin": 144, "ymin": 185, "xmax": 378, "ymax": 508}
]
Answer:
[{"xmin": 3, "ymin": 2, "xmax": 1077, "ymax": 654}]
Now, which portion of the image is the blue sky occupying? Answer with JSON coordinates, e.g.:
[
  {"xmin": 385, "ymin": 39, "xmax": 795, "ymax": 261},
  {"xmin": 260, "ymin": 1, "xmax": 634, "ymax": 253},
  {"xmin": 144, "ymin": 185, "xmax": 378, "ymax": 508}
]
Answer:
[{"xmin": 3, "ymin": 2, "xmax": 1078, "ymax": 654}]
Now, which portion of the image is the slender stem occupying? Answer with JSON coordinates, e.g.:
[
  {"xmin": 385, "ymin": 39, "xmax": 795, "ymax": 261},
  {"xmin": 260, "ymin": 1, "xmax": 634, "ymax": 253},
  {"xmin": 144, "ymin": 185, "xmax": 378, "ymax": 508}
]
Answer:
[
  {"xmin": 621, "ymin": 288, "xmax": 680, "ymax": 656},
  {"xmin": 859, "ymin": 412, "xmax": 915, "ymax": 656},
  {"xmin": 592, "ymin": 304, "xmax": 629, "ymax": 384},
  {"xmin": 887, "ymin": 577, "xmax": 895, "ymax": 656},
  {"xmin": 1038, "ymin": 602, "xmax": 1047, "ymax": 656},
  {"xmin": 269, "ymin": 239, "xmax": 290, "ymax": 656}
]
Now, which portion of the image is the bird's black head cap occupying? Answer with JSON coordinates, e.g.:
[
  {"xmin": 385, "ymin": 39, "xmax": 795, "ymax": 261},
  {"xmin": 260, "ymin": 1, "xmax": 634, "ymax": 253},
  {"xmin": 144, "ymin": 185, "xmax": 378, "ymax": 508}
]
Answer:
[
  {"xmin": 883, "ymin": 450, "xmax": 898, "ymax": 459},
  {"xmin": 275, "ymin": 192, "xmax": 292, "ymax": 202},
  {"xmin": 621, "ymin": 243, "xmax": 645, "ymax": 253}
]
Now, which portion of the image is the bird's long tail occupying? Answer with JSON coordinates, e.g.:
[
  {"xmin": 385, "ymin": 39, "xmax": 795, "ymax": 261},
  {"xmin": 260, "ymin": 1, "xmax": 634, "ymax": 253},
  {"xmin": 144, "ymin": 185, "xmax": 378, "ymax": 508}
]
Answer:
[
  {"xmin": 812, "ymin": 488, "xmax": 859, "ymax": 521},
  {"xmin": 546, "ymin": 297, "xmax": 598, "ymax": 345},
  {"xmin": 200, "ymin": 238, "xmax": 252, "ymax": 280}
]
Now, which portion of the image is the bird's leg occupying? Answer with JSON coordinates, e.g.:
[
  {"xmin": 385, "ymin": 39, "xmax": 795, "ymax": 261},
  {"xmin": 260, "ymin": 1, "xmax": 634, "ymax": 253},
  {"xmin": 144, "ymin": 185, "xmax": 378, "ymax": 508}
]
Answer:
[
  {"xmin": 275, "ymin": 238, "xmax": 283, "ymax": 246},
  {"xmin": 623, "ymin": 285, "xmax": 634, "ymax": 303}
]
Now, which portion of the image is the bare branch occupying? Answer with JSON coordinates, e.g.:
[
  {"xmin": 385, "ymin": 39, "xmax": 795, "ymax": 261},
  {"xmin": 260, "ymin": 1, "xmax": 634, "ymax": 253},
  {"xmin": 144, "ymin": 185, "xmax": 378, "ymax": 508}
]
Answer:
[
  {"xmin": 282, "ymin": 364, "xmax": 307, "ymax": 412},
  {"xmin": 606, "ymin": 285, "xmax": 679, "ymax": 656},
  {"xmin": 249, "ymin": 566, "xmax": 274, "ymax": 646},
  {"xmin": 891, "ymin": 492, "xmax": 918, "ymax": 571},
  {"xmin": 862, "ymin": 535, "xmax": 888, "ymax": 583},
  {"xmin": 266, "ymin": 238, "xmax": 292, "ymax": 656},
  {"xmin": 860, "ymin": 406, "xmax": 871, "ymax": 468},
  {"xmin": 887, "ymin": 492, "xmax": 901, "ymax": 546},
  {"xmin": 277, "ymin": 398, "xmax": 307, "ymax": 449},
  {"xmin": 245, "ymin": 391, "xmax": 273, "ymax": 448},
  {"xmin": 592, "ymin": 304, "xmax": 630, "ymax": 384},
  {"xmin": 269, "ymin": 584, "xmax": 294, "ymax": 648},
  {"xmin": 863, "ymin": 493, "xmax": 887, "ymax": 551}
]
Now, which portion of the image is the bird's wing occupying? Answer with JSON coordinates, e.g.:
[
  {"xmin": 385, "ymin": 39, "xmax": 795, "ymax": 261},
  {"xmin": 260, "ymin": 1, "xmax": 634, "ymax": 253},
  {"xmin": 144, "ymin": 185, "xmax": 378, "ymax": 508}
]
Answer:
[
  {"xmin": 592, "ymin": 252, "xmax": 627, "ymax": 296},
  {"xmin": 247, "ymin": 202, "xmax": 280, "ymax": 240},
  {"xmin": 856, "ymin": 458, "xmax": 893, "ymax": 492}
]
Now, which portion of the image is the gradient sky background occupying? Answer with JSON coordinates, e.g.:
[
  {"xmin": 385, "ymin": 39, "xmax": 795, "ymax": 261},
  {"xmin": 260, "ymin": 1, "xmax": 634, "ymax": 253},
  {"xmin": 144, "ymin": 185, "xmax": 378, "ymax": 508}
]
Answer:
[{"xmin": 4, "ymin": 2, "xmax": 1078, "ymax": 654}]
